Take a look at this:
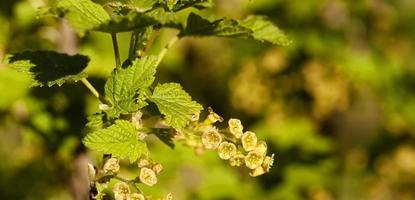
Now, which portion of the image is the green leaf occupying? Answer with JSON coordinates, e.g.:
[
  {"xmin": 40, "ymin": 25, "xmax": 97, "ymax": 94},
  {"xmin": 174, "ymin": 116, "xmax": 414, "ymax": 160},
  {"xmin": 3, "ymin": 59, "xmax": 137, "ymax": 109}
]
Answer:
[
  {"xmin": 240, "ymin": 15, "xmax": 292, "ymax": 46},
  {"xmin": 83, "ymin": 120, "xmax": 148, "ymax": 162},
  {"xmin": 150, "ymin": 83, "xmax": 203, "ymax": 129},
  {"xmin": 9, "ymin": 51, "xmax": 89, "ymax": 87},
  {"xmin": 180, "ymin": 13, "xmax": 292, "ymax": 45},
  {"xmin": 104, "ymin": 56, "xmax": 157, "ymax": 116},
  {"xmin": 86, "ymin": 113, "xmax": 106, "ymax": 130},
  {"xmin": 57, "ymin": 0, "xmax": 110, "ymax": 36},
  {"xmin": 180, "ymin": 13, "xmax": 251, "ymax": 37}
]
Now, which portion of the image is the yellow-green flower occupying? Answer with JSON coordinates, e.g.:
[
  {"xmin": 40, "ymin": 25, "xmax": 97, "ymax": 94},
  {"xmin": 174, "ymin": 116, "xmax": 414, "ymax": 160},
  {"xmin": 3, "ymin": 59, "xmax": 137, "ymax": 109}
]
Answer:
[
  {"xmin": 201, "ymin": 129, "xmax": 222, "ymax": 149},
  {"xmin": 255, "ymin": 140, "xmax": 268, "ymax": 156},
  {"xmin": 218, "ymin": 142, "xmax": 237, "ymax": 160},
  {"xmin": 245, "ymin": 151, "xmax": 265, "ymax": 169},
  {"xmin": 162, "ymin": 193, "xmax": 173, "ymax": 200},
  {"xmin": 229, "ymin": 153, "xmax": 245, "ymax": 167},
  {"xmin": 103, "ymin": 158, "xmax": 120, "ymax": 174},
  {"xmin": 262, "ymin": 154, "xmax": 275, "ymax": 172},
  {"xmin": 228, "ymin": 118, "xmax": 243, "ymax": 138},
  {"xmin": 241, "ymin": 131, "xmax": 257, "ymax": 151},
  {"xmin": 113, "ymin": 182, "xmax": 130, "ymax": 200},
  {"xmin": 139, "ymin": 167, "xmax": 157, "ymax": 186}
]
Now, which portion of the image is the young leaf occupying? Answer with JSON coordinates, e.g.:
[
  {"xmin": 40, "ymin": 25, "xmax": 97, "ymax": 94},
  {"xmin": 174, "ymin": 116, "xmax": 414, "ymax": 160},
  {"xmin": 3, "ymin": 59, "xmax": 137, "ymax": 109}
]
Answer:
[
  {"xmin": 104, "ymin": 56, "xmax": 157, "ymax": 116},
  {"xmin": 83, "ymin": 120, "xmax": 148, "ymax": 163},
  {"xmin": 240, "ymin": 15, "xmax": 292, "ymax": 46},
  {"xmin": 57, "ymin": 0, "xmax": 111, "ymax": 36},
  {"xmin": 150, "ymin": 83, "xmax": 203, "ymax": 129},
  {"xmin": 180, "ymin": 13, "xmax": 252, "ymax": 37},
  {"xmin": 9, "ymin": 51, "xmax": 89, "ymax": 87}
]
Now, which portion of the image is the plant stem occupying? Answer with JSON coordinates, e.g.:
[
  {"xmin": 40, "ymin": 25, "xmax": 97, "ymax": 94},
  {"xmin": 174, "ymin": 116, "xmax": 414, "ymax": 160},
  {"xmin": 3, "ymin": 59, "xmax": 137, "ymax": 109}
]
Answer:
[
  {"xmin": 111, "ymin": 33, "xmax": 121, "ymax": 68},
  {"xmin": 81, "ymin": 78, "xmax": 100, "ymax": 98},
  {"xmin": 128, "ymin": 31, "xmax": 138, "ymax": 59},
  {"xmin": 156, "ymin": 35, "xmax": 179, "ymax": 66}
]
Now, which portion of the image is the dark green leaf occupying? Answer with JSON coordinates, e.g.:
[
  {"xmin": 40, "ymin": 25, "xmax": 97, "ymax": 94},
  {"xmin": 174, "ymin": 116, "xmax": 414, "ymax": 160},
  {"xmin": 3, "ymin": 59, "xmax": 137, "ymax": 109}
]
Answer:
[
  {"xmin": 240, "ymin": 15, "xmax": 292, "ymax": 46},
  {"xmin": 9, "ymin": 51, "xmax": 89, "ymax": 87},
  {"xmin": 180, "ymin": 13, "xmax": 251, "ymax": 37}
]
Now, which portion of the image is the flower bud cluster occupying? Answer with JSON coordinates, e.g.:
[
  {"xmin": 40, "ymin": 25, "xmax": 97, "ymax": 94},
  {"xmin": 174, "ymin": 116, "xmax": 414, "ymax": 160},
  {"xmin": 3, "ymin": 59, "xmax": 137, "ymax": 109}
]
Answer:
[{"xmin": 200, "ymin": 113, "xmax": 275, "ymax": 176}]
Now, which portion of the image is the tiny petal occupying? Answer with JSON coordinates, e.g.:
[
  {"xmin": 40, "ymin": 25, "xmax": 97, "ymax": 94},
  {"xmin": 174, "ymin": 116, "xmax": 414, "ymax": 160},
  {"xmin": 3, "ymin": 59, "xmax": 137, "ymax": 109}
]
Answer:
[
  {"xmin": 130, "ymin": 193, "xmax": 146, "ymax": 200},
  {"xmin": 249, "ymin": 166, "xmax": 266, "ymax": 177},
  {"xmin": 255, "ymin": 141, "xmax": 268, "ymax": 156},
  {"xmin": 139, "ymin": 167, "xmax": 157, "ymax": 186},
  {"xmin": 87, "ymin": 163, "xmax": 96, "ymax": 181},
  {"xmin": 245, "ymin": 151, "xmax": 265, "ymax": 169},
  {"xmin": 228, "ymin": 118, "xmax": 243, "ymax": 139},
  {"xmin": 229, "ymin": 153, "xmax": 245, "ymax": 167},
  {"xmin": 113, "ymin": 182, "xmax": 130, "ymax": 200},
  {"xmin": 152, "ymin": 163, "xmax": 163, "ymax": 174},
  {"xmin": 241, "ymin": 131, "xmax": 257, "ymax": 152},
  {"xmin": 103, "ymin": 158, "xmax": 120, "ymax": 174},
  {"xmin": 218, "ymin": 142, "xmax": 237, "ymax": 160},
  {"xmin": 201, "ymin": 129, "xmax": 222, "ymax": 149}
]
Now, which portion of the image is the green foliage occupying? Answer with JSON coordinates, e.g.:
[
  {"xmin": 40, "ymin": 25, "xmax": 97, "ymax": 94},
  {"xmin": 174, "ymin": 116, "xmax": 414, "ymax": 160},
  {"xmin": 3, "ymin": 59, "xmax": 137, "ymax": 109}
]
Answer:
[
  {"xmin": 9, "ymin": 51, "xmax": 89, "ymax": 87},
  {"xmin": 240, "ymin": 15, "xmax": 292, "ymax": 45},
  {"xmin": 83, "ymin": 120, "xmax": 148, "ymax": 162},
  {"xmin": 150, "ymin": 83, "xmax": 203, "ymax": 129},
  {"xmin": 104, "ymin": 56, "xmax": 157, "ymax": 117},
  {"xmin": 56, "ymin": 0, "xmax": 110, "ymax": 36},
  {"xmin": 96, "ymin": 12, "xmax": 158, "ymax": 33}
]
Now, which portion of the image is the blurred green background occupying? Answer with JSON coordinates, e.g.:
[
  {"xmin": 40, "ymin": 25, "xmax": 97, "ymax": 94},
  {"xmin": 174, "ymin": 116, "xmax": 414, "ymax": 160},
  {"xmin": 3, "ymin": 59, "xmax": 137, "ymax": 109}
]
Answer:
[{"xmin": 1, "ymin": 0, "xmax": 415, "ymax": 199}]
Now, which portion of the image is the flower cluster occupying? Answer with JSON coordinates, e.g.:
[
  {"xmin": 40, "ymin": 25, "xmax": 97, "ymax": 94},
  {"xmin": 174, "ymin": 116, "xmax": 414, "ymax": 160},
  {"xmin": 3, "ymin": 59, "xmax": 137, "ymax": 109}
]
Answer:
[
  {"xmin": 112, "ymin": 182, "xmax": 172, "ymax": 200},
  {"xmin": 196, "ymin": 109, "xmax": 275, "ymax": 177}
]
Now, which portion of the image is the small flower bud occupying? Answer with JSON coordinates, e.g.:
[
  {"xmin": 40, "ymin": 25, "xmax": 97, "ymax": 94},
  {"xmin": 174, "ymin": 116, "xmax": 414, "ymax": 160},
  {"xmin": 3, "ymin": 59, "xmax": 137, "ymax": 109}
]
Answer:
[
  {"xmin": 152, "ymin": 163, "xmax": 163, "ymax": 174},
  {"xmin": 132, "ymin": 111, "xmax": 143, "ymax": 129},
  {"xmin": 130, "ymin": 193, "xmax": 146, "ymax": 200},
  {"xmin": 139, "ymin": 167, "xmax": 157, "ymax": 186},
  {"xmin": 113, "ymin": 182, "xmax": 130, "ymax": 200},
  {"xmin": 245, "ymin": 151, "xmax": 265, "ymax": 169},
  {"xmin": 218, "ymin": 142, "xmax": 237, "ymax": 160},
  {"xmin": 103, "ymin": 158, "xmax": 120, "ymax": 174},
  {"xmin": 255, "ymin": 141, "xmax": 268, "ymax": 156},
  {"xmin": 228, "ymin": 118, "xmax": 243, "ymax": 139},
  {"xmin": 241, "ymin": 131, "xmax": 257, "ymax": 152},
  {"xmin": 191, "ymin": 112, "xmax": 200, "ymax": 122},
  {"xmin": 229, "ymin": 153, "xmax": 245, "ymax": 167},
  {"xmin": 162, "ymin": 193, "xmax": 173, "ymax": 200},
  {"xmin": 201, "ymin": 129, "xmax": 222, "ymax": 149},
  {"xmin": 99, "ymin": 103, "xmax": 110, "ymax": 111},
  {"xmin": 204, "ymin": 107, "xmax": 223, "ymax": 124},
  {"xmin": 87, "ymin": 163, "xmax": 96, "ymax": 181},
  {"xmin": 138, "ymin": 159, "xmax": 149, "ymax": 168}
]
